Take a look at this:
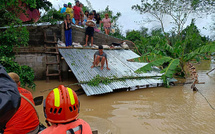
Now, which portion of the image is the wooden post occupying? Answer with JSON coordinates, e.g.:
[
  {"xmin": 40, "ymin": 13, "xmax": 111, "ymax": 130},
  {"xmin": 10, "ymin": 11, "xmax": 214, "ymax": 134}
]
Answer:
[{"xmin": 61, "ymin": 23, "xmax": 65, "ymax": 43}]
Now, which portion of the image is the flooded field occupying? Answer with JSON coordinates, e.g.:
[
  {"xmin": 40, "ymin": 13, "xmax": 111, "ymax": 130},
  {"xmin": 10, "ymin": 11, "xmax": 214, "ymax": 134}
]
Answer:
[{"xmin": 31, "ymin": 60, "xmax": 215, "ymax": 134}]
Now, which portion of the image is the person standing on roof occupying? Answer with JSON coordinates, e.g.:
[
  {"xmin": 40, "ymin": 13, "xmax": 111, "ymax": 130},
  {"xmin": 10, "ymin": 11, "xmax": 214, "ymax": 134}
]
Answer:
[
  {"xmin": 102, "ymin": 13, "xmax": 111, "ymax": 35},
  {"xmin": 39, "ymin": 85, "xmax": 92, "ymax": 134},
  {"xmin": 3, "ymin": 72, "xmax": 39, "ymax": 134},
  {"xmin": 61, "ymin": 4, "xmax": 67, "ymax": 14},
  {"xmin": 84, "ymin": 13, "xmax": 95, "ymax": 47},
  {"xmin": 73, "ymin": 1, "xmax": 81, "ymax": 25},
  {"xmin": 79, "ymin": 3, "xmax": 84, "ymax": 25},
  {"xmin": 95, "ymin": 13, "xmax": 101, "ymax": 29},
  {"xmin": 65, "ymin": 2, "xmax": 74, "ymax": 19},
  {"xmin": 91, "ymin": 45, "xmax": 110, "ymax": 70},
  {"xmin": 92, "ymin": 10, "xmax": 97, "ymax": 20},
  {"xmin": 64, "ymin": 14, "xmax": 73, "ymax": 47}
]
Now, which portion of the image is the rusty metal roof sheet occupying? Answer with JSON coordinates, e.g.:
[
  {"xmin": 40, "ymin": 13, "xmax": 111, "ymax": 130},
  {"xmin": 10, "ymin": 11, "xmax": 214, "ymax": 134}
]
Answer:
[{"xmin": 59, "ymin": 49, "xmax": 173, "ymax": 96}]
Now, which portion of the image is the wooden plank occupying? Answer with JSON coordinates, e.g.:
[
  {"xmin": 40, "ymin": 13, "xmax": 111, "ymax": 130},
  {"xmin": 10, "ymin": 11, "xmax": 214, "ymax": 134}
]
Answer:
[
  {"xmin": 45, "ymin": 52, "xmax": 59, "ymax": 54},
  {"xmin": 45, "ymin": 47, "xmax": 58, "ymax": 49},
  {"xmin": 57, "ymin": 46, "xmax": 128, "ymax": 50},
  {"xmin": 46, "ymin": 62, "xmax": 59, "ymax": 65},
  {"xmin": 44, "ymin": 41, "xmax": 57, "ymax": 44},
  {"xmin": 46, "ymin": 73, "xmax": 60, "ymax": 76}
]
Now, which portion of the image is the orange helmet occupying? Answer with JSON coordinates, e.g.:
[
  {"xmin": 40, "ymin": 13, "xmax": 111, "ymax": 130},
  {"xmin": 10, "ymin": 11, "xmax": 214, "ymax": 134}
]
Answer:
[{"xmin": 45, "ymin": 85, "xmax": 80, "ymax": 123}]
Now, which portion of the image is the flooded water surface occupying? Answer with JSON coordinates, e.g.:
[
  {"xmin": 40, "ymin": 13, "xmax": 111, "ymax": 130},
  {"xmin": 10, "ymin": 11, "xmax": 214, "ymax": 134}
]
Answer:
[{"xmin": 31, "ymin": 60, "xmax": 215, "ymax": 134}]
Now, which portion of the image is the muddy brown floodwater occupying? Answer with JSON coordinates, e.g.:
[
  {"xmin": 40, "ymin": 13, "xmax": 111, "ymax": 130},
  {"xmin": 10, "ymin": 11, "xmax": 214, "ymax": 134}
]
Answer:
[{"xmin": 30, "ymin": 59, "xmax": 215, "ymax": 134}]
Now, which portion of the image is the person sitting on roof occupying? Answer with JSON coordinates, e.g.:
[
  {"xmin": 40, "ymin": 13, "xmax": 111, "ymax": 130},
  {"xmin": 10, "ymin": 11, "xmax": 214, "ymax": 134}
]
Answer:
[
  {"xmin": 39, "ymin": 85, "xmax": 92, "ymax": 134},
  {"xmin": 4, "ymin": 72, "xmax": 39, "ymax": 134},
  {"xmin": 61, "ymin": 4, "xmax": 67, "ymax": 14},
  {"xmin": 91, "ymin": 45, "xmax": 110, "ymax": 70}
]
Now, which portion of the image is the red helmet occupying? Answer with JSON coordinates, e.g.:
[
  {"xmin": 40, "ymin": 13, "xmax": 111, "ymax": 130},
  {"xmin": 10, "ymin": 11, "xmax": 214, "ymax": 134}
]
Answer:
[{"xmin": 45, "ymin": 85, "xmax": 80, "ymax": 123}]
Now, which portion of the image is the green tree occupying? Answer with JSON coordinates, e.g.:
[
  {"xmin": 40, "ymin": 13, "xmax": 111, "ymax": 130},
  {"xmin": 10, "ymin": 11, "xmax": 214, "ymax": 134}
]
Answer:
[
  {"xmin": 140, "ymin": 27, "xmax": 148, "ymax": 38},
  {"xmin": 38, "ymin": 8, "xmax": 64, "ymax": 24},
  {"xmin": 0, "ymin": 0, "xmax": 51, "ymax": 89},
  {"xmin": 127, "ymin": 21, "xmax": 215, "ymax": 86},
  {"xmin": 126, "ymin": 30, "xmax": 142, "ymax": 42},
  {"xmin": 181, "ymin": 19, "xmax": 207, "ymax": 53},
  {"xmin": 132, "ymin": 40, "xmax": 215, "ymax": 86},
  {"xmin": 130, "ymin": 0, "xmax": 215, "ymax": 86},
  {"xmin": 132, "ymin": 0, "xmax": 215, "ymax": 40},
  {"xmin": 126, "ymin": 28, "xmax": 167, "ymax": 55},
  {"xmin": 132, "ymin": 37, "xmax": 214, "ymax": 87}
]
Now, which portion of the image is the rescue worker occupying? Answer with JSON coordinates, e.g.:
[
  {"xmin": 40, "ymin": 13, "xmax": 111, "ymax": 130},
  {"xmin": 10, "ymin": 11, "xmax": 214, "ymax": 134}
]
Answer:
[
  {"xmin": 4, "ymin": 72, "xmax": 39, "ymax": 134},
  {"xmin": 0, "ymin": 65, "xmax": 21, "ymax": 132},
  {"xmin": 39, "ymin": 85, "xmax": 92, "ymax": 134}
]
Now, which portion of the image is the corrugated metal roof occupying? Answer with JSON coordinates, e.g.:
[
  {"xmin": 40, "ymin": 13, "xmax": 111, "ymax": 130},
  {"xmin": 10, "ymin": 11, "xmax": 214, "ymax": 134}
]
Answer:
[{"xmin": 59, "ymin": 49, "xmax": 173, "ymax": 96}]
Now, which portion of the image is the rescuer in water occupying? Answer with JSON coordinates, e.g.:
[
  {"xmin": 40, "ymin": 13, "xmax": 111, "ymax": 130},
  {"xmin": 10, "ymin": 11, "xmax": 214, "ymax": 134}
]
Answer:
[{"xmin": 39, "ymin": 85, "xmax": 92, "ymax": 134}]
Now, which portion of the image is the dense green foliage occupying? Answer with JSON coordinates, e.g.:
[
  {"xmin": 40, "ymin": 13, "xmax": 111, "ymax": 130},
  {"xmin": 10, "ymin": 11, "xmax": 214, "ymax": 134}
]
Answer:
[
  {"xmin": 1, "ymin": 57, "xmax": 36, "ymax": 89},
  {"xmin": 38, "ymin": 8, "xmax": 64, "ymax": 24},
  {"xmin": 128, "ymin": 0, "xmax": 215, "ymax": 86},
  {"xmin": 0, "ymin": 0, "xmax": 52, "ymax": 89},
  {"xmin": 127, "ymin": 21, "xmax": 215, "ymax": 87},
  {"xmin": 86, "ymin": 75, "xmax": 162, "ymax": 87}
]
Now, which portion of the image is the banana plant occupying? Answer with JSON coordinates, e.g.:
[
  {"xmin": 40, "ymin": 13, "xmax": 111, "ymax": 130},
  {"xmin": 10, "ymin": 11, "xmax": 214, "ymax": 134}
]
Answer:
[{"xmin": 132, "ymin": 41, "xmax": 215, "ymax": 87}]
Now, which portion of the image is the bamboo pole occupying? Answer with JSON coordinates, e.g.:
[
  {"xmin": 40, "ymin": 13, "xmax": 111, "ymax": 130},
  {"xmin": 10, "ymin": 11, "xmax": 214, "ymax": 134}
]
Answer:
[{"xmin": 206, "ymin": 68, "xmax": 215, "ymax": 75}]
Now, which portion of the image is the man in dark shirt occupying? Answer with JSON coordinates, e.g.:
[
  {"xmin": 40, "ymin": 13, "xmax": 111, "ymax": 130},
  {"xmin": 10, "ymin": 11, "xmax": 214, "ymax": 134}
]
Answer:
[{"xmin": 91, "ymin": 45, "xmax": 110, "ymax": 70}]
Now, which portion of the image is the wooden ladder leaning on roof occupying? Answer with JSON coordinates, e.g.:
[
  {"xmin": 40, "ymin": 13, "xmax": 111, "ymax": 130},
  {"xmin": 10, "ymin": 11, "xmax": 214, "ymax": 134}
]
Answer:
[{"xmin": 44, "ymin": 31, "xmax": 62, "ymax": 82}]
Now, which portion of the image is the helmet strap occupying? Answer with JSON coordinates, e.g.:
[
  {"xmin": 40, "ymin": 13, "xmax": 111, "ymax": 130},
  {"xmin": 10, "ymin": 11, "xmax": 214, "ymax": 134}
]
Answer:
[
  {"xmin": 45, "ymin": 120, "xmax": 51, "ymax": 127},
  {"xmin": 66, "ymin": 124, "xmax": 83, "ymax": 134}
]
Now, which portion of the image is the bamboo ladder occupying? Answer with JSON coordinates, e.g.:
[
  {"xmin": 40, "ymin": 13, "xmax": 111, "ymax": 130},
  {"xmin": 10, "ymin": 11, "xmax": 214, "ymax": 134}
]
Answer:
[{"xmin": 44, "ymin": 31, "xmax": 62, "ymax": 82}]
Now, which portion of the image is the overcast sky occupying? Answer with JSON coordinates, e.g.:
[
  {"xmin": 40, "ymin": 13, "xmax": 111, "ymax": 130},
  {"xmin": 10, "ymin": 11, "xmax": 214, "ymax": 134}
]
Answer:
[{"xmin": 48, "ymin": 0, "xmax": 213, "ymax": 37}]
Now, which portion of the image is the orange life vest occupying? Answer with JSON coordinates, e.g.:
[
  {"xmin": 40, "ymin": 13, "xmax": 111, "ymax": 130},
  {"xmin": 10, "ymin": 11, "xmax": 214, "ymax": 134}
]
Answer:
[
  {"xmin": 39, "ymin": 119, "xmax": 92, "ymax": 134},
  {"xmin": 4, "ymin": 87, "xmax": 39, "ymax": 134}
]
